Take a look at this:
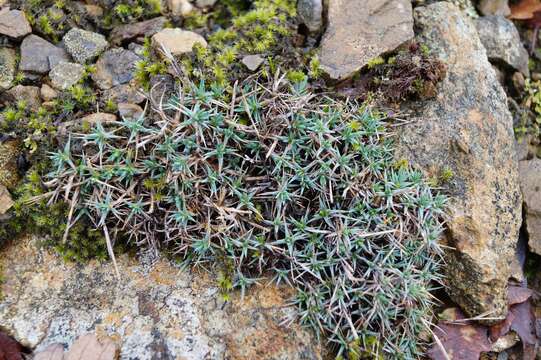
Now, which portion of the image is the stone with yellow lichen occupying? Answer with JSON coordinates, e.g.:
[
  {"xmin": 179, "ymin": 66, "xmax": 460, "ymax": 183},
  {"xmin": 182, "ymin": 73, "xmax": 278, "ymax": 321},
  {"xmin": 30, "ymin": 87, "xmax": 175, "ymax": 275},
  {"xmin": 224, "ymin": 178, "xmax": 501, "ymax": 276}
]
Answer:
[{"xmin": 0, "ymin": 139, "xmax": 21, "ymax": 190}]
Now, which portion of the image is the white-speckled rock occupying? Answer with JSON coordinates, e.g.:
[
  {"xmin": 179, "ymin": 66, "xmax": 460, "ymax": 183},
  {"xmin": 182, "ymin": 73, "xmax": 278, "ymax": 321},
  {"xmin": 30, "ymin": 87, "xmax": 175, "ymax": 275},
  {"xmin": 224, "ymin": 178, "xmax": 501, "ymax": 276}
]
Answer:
[
  {"xmin": 63, "ymin": 28, "xmax": 108, "ymax": 64},
  {"xmin": 49, "ymin": 62, "xmax": 85, "ymax": 90},
  {"xmin": 0, "ymin": 236, "xmax": 324, "ymax": 359}
]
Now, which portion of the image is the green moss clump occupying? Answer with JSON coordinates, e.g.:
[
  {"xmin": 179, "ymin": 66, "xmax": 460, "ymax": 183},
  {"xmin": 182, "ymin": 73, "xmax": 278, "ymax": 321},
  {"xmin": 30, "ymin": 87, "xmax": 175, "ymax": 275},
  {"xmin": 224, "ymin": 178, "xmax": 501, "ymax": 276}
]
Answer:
[
  {"xmin": 0, "ymin": 165, "xmax": 110, "ymax": 262},
  {"xmin": 182, "ymin": 0, "xmax": 298, "ymax": 86}
]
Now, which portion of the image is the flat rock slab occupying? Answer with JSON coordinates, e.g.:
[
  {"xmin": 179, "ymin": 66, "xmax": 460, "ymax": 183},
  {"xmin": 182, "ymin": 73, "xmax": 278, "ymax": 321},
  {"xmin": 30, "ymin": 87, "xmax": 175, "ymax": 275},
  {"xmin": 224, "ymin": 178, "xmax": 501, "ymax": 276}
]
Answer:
[
  {"xmin": 151, "ymin": 28, "xmax": 207, "ymax": 56},
  {"xmin": 0, "ymin": 10, "xmax": 31, "ymax": 38},
  {"xmin": 396, "ymin": 2, "xmax": 521, "ymax": 321},
  {"xmin": 0, "ymin": 237, "xmax": 323, "ymax": 360},
  {"xmin": 109, "ymin": 17, "xmax": 168, "ymax": 46},
  {"xmin": 519, "ymin": 159, "xmax": 541, "ymax": 256},
  {"xmin": 20, "ymin": 35, "xmax": 70, "ymax": 74},
  {"xmin": 319, "ymin": 0, "xmax": 414, "ymax": 80}
]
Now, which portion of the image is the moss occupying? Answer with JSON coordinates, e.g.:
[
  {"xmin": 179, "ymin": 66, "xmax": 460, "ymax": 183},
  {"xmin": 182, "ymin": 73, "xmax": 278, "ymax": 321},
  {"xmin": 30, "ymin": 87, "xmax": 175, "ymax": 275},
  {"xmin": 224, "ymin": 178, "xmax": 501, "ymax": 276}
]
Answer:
[
  {"xmin": 0, "ymin": 164, "xmax": 114, "ymax": 263},
  {"xmin": 366, "ymin": 56, "xmax": 385, "ymax": 69},
  {"xmin": 181, "ymin": 0, "xmax": 298, "ymax": 86},
  {"xmin": 439, "ymin": 166, "xmax": 454, "ymax": 183},
  {"xmin": 0, "ymin": 139, "xmax": 22, "ymax": 189}
]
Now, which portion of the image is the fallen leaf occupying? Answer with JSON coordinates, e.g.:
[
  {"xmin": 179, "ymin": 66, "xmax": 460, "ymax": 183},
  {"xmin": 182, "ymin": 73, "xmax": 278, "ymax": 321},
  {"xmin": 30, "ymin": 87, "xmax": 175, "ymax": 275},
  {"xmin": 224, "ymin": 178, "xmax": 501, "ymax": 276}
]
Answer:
[
  {"xmin": 0, "ymin": 332, "xmax": 23, "ymax": 360},
  {"xmin": 489, "ymin": 311, "xmax": 514, "ymax": 341},
  {"xmin": 507, "ymin": 286, "xmax": 534, "ymax": 306},
  {"xmin": 510, "ymin": 0, "xmax": 541, "ymax": 19},
  {"xmin": 427, "ymin": 308, "xmax": 491, "ymax": 360},
  {"xmin": 34, "ymin": 344, "xmax": 65, "ymax": 360},
  {"xmin": 510, "ymin": 301, "xmax": 537, "ymax": 360},
  {"xmin": 64, "ymin": 334, "xmax": 118, "ymax": 360}
]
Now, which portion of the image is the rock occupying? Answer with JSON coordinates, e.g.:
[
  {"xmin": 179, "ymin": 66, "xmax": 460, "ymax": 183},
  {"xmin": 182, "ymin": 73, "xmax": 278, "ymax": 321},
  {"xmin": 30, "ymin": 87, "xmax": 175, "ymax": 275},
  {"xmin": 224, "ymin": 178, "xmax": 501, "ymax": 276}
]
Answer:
[
  {"xmin": 241, "ymin": 54, "xmax": 264, "ymax": 71},
  {"xmin": 109, "ymin": 17, "xmax": 168, "ymax": 46},
  {"xmin": 490, "ymin": 332, "xmax": 519, "ymax": 353},
  {"xmin": 151, "ymin": 28, "xmax": 207, "ymax": 56},
  {"xmin": 80, "ymin": 112, "xmax": 117, "ymax": 124},
  {"xmin": 0, "ymin": 139, "xmax": 21, "ymax": 190},
  {"xmin": 83, "ymin": 4, "xmax": 104, "ymax": 18},
  {"xmin": 0, "ymin": 47, "xmax": 16, "ymax": 92},
  {"xmin": 297, "ymin": 0, "xmax": 323, "ymax": 33},
  {"xmin": 0, "ymin": 184, "xmax": 13, "ymax": 215},
  {"xmin": 19, "ymin": 35, "xmax": 70, "ymax": 74},
  {"xmin": 118, "ymin": 103, "xmax": 143, "ymax": 120},
  {"xmin": 195, "ymin": 0, "xmax": 216, "ymax": 8},
  {"xmin": 2, "ymin": 85, "xmax": 42, "ymax": 111},
  {"xmin": 57, "ymin": 112, "xmax": 118, "ymax": 136},
  {"xmin": 0, "ymin": 10, "xmax": 31, "ymax": 38},
  {"xmin": 475, "ymin": 15, "xmax": 530, "ymax": 76},
  {"xmin": 512, "ymin": 71, "xmax": 526, "ymax": 92},
  {"xmin": 519, "ymin": 159, "xmax": 541, "ymax": 256},
  {"xmin": 397, "ymin": 2, "xmax": 521, "ymax": 322},
  {"xmin": 168, "ymin": 0, "xmax": 193, "ymax": 16},
  {"xmin": 49, "ymin": 62, "xmax": 85, "ymax": 90},
  {"xmin": 103, "ymin": 80, "xmax": 146, "ymax": 105},
  {"xmin": 319, "ymin": 0, "xmax": 414, "ymax": 80},
  {"xmin": 0, "ymin": 237, "xmax": 323, "ymax": 359},
  {"xmin": 477, "ymin": 0, "xmax": 511, "ymax": 16},
  {"xmin": 63, "ymin": 28, "xmax": 108, "ymax": 64},
  {"xmin": 40, "ymin": 84, "xmax": 58, "ymax": 101},
  {"xmin": 91, "ymin": 48, "xmax": 140, "ymax": 90}
]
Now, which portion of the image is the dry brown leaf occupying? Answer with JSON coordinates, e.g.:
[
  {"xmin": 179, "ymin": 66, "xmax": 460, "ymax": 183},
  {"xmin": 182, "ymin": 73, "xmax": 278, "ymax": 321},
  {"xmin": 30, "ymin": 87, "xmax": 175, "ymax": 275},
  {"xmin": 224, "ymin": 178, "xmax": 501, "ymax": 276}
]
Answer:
[
  {"xmin": 510, "ymin": 301, "xmax": 537, "ymax": 360},
  {"xmin": 507, "ymin": 285, "xmax": 534, "ymax": 306},
  {"xmin": 64, "ymin": 334, "xmax": 118, "ymax": 360},
  {"xmin": 0, "ymin": 332, "xmax": 23, "ymax": 360},
  {"xmin": 510, "ymin": 0, "xmax": 541, "ymax": 19},
  {"xmin": 34, "ymin": 344, "xmax": 65, "ymax": 360},
  {"xmin": 427, "ymin": 308, "xmax": 491, "ymax": 360}
]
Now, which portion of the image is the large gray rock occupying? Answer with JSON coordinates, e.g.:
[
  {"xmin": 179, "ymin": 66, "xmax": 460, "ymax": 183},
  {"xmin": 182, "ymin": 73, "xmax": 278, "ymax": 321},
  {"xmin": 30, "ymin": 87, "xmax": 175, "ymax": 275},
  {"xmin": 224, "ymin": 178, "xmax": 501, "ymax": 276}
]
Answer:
[
  {"xmin": 63, "ymin": 28, "xmax": 108, "ymax": 64},
  {"xmin": 297, "ymin": 0, "xmax": 323, "ymax": 33},
  {"xmin": 19, "ymin": 35, "xmax": 70, "ymax": 74},
  {"xmin": 319, "ymin": 0, "xmax": 414, "ymax": 80},
  {"xmin": 519, "ymin": 159, "xmax": 541, "ymax": 256},
  {"xmin": 0, "ymin": 237, "xmax": 324, "ymax": 359},
  {"xmin": 49, "ymin": 62, "xmax": 85, "ymax": 90},
  {"xmin": 475, "ymin": 15, "xmax": 530, "ymax": 76},
  {"xmin": 0, "ymin": 10, "xmax": 31, "ymax": 38},
  {"xmin": 0, "ymin": 47, "xmax": 17, "ymax": 92},
  {"xmin": 397, "ymin": 2, "xmax": 521, "ymax": 322},
  {"xmin": 109, "ymin": 17, "xmax": 168, "ymax": 46},
  {"xmin": 91, "ymin": 48, "xmax": 140, "ymax": 90}
]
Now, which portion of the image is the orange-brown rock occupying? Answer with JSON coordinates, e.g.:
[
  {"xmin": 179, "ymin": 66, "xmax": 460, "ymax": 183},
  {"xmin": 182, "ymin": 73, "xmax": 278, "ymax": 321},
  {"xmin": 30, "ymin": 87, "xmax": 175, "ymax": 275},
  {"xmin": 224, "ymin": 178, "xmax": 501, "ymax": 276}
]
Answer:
[
  {"xmin": 319, "ymin": 0, "xmax": 414, "ymax": 80},
  {"xmin": 397, "ymin": 2, "xmax": 522, "ymax": 322}
]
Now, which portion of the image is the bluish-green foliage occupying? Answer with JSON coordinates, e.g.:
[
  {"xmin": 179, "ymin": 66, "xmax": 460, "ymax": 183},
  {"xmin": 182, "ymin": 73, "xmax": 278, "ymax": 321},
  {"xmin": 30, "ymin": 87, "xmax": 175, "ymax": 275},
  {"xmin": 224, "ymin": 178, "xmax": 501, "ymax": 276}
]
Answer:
[{"xmin": 48, "ymin": 75, "xmax": 445, "ymax": 358}]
